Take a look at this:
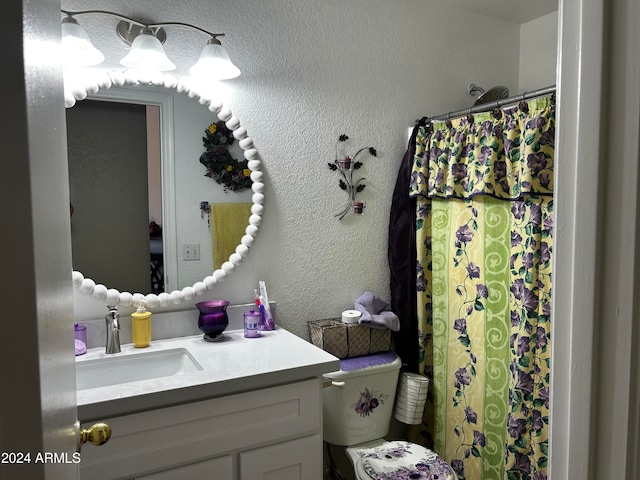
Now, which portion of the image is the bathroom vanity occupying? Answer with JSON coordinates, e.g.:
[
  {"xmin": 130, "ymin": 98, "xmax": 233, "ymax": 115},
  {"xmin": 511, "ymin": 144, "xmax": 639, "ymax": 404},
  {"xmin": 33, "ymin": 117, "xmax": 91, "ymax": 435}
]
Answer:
[{"xmin": 76, "ymin": 328, "xmax": 339, "ymax": 480}]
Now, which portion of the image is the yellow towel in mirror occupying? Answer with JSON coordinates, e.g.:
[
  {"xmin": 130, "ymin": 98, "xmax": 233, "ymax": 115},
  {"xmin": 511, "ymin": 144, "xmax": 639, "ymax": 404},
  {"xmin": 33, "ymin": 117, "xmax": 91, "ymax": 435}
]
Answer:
[{"xmin": 210, "ymin": 202, "xmax": 252, "ymax": 269}]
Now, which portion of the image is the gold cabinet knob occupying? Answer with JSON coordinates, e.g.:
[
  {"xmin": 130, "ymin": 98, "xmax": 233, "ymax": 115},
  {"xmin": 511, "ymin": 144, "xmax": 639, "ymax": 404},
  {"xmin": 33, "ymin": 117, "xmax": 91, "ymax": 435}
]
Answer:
[{"xmin": 75, "ymin": 420, "xmax": 111, "ymax": 453}]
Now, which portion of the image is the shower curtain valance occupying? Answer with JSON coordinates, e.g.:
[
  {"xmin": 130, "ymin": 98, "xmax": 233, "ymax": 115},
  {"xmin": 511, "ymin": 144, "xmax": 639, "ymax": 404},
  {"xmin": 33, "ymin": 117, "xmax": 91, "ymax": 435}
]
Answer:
[{"xmin": 410, "ymin": 98, "xmax": 555, "ymax": 201}]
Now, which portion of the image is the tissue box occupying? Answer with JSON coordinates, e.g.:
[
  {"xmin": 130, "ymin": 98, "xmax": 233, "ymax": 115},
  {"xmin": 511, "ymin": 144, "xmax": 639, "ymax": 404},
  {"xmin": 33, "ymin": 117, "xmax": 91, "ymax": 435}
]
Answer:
[{"xmin": 308, "ymin": 319, "xmax": 391, "ymax": 359}]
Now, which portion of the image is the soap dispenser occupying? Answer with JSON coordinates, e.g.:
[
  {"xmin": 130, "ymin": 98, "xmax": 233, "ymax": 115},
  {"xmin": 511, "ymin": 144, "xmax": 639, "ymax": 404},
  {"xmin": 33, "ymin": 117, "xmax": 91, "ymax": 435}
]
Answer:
[{"xmin": 132, "ymin": 300, "xmax": 151, "ymax": 348}]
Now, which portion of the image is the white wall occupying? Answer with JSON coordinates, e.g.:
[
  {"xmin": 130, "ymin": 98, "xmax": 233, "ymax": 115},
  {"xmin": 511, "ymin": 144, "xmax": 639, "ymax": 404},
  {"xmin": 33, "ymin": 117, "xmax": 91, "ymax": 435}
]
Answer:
[
  {"xmin": 589, "ymin": 0, "xmax": 640, "ymax": 475},
  {"xmin": 66, "ymin": 0, "xmax": 521, "ymax": 341},
  {"xmin": 519, "ymin": 11, "xmax": 558, "ymax": 92}
]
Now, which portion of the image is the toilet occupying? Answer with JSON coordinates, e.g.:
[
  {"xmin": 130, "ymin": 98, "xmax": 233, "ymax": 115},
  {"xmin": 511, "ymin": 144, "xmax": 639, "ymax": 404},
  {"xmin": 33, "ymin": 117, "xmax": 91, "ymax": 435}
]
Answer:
[{"xmin": 323, "ymin": 351, "xmax": 457, "ymax": 480}]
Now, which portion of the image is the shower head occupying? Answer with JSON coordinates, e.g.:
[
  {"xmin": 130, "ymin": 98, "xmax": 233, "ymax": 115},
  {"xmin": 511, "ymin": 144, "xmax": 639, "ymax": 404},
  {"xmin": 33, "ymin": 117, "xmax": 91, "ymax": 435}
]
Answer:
[{"xmin": 468, "ymin": 83, "xmax": 510, "ymax": 106}]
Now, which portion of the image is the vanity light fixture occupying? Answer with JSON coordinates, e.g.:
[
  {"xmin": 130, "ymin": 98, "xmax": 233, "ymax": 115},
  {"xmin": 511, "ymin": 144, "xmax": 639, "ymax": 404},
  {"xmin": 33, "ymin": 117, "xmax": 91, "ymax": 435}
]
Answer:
[
  {"xmin": 60, "ymin": 9, "xmax": 241, "ymax": 80},
  {"xmin": 61, "ymin": 16, "xmax": 104, "ymax": 66},
  {"xmin": 189, "ymin": 37, "xmax": 241, "ymax": 80},
  {"xmin": 118, "ymin": 26, "xmax": 176, "ymax": 72}
]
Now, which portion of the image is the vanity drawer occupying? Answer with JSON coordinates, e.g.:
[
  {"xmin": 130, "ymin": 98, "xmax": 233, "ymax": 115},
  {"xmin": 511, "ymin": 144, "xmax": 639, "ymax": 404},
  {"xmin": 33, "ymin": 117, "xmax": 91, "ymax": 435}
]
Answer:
[{"xmin": 79, "ymin": 378, "xmax": 321, "ymax": 480}]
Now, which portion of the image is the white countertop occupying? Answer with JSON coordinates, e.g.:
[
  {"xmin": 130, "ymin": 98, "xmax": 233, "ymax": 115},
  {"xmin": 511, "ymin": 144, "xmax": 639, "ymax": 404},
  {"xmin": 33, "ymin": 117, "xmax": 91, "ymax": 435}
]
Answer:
[{"xmin": 76, "ymin": 327, "xmax": 340, "ymax": 421}]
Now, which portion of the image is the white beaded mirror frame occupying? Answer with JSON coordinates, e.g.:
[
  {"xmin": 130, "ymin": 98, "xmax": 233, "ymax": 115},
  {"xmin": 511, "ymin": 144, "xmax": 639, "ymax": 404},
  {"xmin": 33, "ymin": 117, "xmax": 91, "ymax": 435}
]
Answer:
[{"xmin": 65, "ymin": 70, "xmax": 265, "ymax": 308}]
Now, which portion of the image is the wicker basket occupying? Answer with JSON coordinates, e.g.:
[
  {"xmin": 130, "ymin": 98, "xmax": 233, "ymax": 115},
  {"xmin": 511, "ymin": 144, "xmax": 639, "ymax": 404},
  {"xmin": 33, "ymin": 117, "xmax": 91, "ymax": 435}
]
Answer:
[{"xmin": 308, "ymin": 318, "xmax": 391, "ymax": 359}]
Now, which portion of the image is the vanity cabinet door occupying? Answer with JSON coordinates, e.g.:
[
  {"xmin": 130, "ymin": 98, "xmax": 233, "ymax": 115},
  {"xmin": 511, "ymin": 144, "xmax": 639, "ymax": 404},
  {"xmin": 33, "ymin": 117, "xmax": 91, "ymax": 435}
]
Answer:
[
  {"xmin": 239, "ymin": 434, "xmax": 322, "ymax": 480},
  {"xmin": 79, "ymin": 378, "xmax": 321, "ymax": 480},
  {"xmin": 135, "ymin": 455, "xmax": 233, "ymax": 479}
]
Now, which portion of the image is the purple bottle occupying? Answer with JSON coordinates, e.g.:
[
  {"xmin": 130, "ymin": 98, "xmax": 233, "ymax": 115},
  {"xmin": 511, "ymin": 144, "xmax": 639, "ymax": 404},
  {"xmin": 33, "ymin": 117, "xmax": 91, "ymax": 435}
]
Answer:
[{"xmin": 244, "ymin": 309, "xmax": 261, "ymax": 338}]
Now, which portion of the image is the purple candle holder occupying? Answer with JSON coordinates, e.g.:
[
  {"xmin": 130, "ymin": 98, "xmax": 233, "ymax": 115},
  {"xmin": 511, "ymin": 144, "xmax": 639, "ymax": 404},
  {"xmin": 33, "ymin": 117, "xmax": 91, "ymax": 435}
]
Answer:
[
  {"xmin": 338, "ymin": 157, "xmax": 353, "ymax": 170},
  {"xmin": 196, "ymin": 300, "xmax": 230, "ymax": 342}
]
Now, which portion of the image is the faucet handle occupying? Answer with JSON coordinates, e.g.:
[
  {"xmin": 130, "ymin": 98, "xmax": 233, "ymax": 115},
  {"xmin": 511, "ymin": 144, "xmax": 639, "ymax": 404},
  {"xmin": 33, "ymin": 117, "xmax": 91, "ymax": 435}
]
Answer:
[{"xmin": 105, "ymin": 304, "xmax": 121, "ymax": 354}]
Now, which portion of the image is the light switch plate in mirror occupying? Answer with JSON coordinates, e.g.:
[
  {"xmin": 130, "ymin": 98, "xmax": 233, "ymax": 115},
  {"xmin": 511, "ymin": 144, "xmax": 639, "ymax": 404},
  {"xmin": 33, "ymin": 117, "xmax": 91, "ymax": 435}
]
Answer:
[{"xmin": 65, "ymin": 70, "xmax": 265, "ymax": 308}]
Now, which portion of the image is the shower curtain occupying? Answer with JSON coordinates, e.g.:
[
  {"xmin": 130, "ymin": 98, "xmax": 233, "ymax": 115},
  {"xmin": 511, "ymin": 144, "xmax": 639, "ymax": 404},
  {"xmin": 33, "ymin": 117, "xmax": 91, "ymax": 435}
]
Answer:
[{"xmin": 404, "ymin": 98, "xmax": 554, "ymax": 480}]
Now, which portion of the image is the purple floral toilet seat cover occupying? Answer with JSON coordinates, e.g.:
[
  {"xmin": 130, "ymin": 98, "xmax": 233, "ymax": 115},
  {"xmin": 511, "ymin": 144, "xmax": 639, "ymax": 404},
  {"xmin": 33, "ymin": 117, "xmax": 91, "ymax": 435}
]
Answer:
[{"xmin": 356, "ymin": 441, "xmax": 456, "ymax": 480}]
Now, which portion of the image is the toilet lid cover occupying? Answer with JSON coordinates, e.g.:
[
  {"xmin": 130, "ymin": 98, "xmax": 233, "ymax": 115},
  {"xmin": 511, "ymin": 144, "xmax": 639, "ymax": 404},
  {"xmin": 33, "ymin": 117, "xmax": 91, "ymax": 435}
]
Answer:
[{"xmin": 356, "ymin": 441, "xmax": 455, "ymax": 480}]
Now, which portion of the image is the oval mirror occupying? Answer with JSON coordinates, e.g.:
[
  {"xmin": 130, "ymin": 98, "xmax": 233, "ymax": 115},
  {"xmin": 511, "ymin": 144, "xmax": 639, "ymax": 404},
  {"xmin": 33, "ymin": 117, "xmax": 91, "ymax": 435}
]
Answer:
[{"xmin": 65, "ymin": 70, "xmax": 264, "ymax": 308}]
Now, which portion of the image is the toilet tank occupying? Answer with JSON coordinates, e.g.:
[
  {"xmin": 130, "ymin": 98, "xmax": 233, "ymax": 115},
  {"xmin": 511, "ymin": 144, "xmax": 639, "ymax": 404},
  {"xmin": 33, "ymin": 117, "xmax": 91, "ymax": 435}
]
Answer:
[{"xmin": 323, "ymin": 352, "xmax": 402, "ymax": 446}]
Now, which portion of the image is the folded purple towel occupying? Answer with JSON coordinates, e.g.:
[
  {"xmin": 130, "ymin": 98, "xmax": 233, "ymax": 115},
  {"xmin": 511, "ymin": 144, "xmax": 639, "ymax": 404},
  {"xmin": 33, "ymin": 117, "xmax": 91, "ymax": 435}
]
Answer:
[{"xmin": 354, "ymin": 291, "xmax": 400, "ymax": 331}]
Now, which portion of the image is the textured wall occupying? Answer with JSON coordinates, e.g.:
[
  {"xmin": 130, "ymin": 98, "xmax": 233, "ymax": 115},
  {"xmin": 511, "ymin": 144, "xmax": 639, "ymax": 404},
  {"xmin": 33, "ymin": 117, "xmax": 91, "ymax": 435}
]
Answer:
[
  {"xmin": 67, "ymin": 0, "xmax": 522, "ymax": 340},
  {"xmin": 519, "ymin": 11, "xmax": 558, "ymax": 92}
]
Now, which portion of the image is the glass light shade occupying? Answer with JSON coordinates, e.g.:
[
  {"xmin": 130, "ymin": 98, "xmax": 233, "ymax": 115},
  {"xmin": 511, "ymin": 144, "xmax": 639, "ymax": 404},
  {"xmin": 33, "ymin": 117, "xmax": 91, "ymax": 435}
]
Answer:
[
  {"xmin": 189, "ymin": 42, "xmax": 241, "ymax": 80},
  {"xmin": 61, "ymin": 18, "xmax": 104, "ymax": 67},
  {"xmin": 120, "ymin": 32, "xmax": 176, "ymax": 71}
]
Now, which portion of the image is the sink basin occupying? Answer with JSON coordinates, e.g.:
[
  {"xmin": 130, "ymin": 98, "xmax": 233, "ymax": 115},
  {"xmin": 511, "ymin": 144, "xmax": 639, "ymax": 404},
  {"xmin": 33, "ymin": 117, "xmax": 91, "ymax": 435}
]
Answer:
[{"xmin": 76, "ymin": 348, "xmax": 203, "ymax": 390}]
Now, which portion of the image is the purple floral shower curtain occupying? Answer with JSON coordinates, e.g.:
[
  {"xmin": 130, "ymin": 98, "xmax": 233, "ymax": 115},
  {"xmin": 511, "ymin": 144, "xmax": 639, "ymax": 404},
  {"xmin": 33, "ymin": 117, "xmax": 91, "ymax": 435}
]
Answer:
[{"xmin": 407, "ymin": 98, "xmax": 555, "ymax": 480}]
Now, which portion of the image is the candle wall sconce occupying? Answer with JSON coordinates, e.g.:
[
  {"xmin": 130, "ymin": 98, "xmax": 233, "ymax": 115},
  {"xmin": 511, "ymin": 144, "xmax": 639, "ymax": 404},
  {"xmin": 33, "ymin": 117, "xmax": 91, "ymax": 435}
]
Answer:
[{"xmin": 327, "ymin": 134, "xmax": 377, "ymax": 220}]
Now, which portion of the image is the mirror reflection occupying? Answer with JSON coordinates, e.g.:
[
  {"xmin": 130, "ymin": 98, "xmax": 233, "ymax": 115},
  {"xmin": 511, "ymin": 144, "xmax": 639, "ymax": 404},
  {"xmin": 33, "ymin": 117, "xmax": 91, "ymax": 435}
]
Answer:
[{"xmin": 66, "ymin": 84, "xmax": 253, "ymax": 297}]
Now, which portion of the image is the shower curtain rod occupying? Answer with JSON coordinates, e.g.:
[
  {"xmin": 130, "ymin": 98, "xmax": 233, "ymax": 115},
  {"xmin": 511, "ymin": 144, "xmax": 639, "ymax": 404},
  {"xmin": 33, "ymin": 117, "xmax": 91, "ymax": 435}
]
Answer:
[{"xmin": 428, "ymin": 84, "xmax": 556, "ymax": 123}]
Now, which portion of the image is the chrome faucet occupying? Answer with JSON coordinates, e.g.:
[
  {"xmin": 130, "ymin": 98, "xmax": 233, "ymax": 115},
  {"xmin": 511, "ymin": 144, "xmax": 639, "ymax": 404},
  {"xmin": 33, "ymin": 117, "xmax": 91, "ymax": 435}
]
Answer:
[{"xmin": 105, "ymin": 305, "xmax": 121, "ymax": 354}]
